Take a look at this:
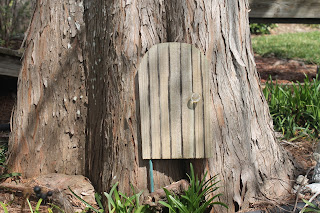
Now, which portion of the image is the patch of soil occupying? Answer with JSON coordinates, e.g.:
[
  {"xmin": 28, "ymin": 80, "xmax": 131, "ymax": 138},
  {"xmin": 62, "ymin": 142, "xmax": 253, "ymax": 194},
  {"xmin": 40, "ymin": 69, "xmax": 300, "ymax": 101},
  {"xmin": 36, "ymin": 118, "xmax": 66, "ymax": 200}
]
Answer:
[
  {"xmin": 256, "ymin": 55, "xmax": 318, "ymax": 84},
  {"xmin": 281, "ymin": 139, "xmax": 316, "ymax": 170}
]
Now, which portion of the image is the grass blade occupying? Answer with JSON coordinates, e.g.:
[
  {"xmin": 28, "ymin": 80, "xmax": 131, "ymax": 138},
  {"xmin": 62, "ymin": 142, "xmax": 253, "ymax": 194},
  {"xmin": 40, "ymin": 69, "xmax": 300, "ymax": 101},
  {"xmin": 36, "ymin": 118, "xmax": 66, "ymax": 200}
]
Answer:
[
  {"xmin": 0, "ymin": 202, "xmax": 8, "ymax": 213},
  {"xmin": 68, "ymin": 186, "xmax": 101, "ymax": 213}
]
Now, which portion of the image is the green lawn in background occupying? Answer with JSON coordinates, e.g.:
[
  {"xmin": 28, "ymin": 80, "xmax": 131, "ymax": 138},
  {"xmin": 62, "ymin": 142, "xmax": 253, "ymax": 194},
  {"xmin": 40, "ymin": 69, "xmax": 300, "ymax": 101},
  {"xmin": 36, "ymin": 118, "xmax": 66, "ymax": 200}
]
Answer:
[{"xmin": 252, "ymin": 31, "xmax": 320, "ymax": 64}]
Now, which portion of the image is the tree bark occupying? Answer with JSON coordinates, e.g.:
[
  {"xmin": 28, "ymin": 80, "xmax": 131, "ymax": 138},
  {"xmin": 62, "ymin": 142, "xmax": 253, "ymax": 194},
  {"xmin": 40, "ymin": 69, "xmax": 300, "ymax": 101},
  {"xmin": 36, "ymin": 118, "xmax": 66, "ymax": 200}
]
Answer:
[
  {"xmin": 8, "ymin": 0, "xmax": 87, "ymax": 177},
  {"xmin": 84, "ymin": 0, "xmax": 295, "ymax": 212}
]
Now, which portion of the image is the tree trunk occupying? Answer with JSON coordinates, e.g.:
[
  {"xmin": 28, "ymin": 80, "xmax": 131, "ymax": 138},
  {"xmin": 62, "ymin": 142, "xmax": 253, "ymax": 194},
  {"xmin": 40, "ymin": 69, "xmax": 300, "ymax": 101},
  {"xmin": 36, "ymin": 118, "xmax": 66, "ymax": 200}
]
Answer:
[
  {"xmin": 8, "ymin": 0, "xmax": 87, "ymax": 177},
  {"xmin": 7, "ymin": 0, "xmax": 296, "ymax": 212},
  {"xmin": 84, "ymin": 0, "xmax": 295, "ymax": 212}
]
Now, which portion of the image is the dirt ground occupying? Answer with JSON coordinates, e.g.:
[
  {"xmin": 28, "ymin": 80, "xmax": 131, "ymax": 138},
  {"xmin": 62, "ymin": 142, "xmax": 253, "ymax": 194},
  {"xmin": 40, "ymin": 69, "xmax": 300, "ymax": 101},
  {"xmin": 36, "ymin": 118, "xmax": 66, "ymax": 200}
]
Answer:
[
  {"xmin": 0, "ymin": 24, "xmax": 319, "ymax": 212},
  {"xmin": 256, "ymin": 55, "xmax": 318, "ymax": 84}
]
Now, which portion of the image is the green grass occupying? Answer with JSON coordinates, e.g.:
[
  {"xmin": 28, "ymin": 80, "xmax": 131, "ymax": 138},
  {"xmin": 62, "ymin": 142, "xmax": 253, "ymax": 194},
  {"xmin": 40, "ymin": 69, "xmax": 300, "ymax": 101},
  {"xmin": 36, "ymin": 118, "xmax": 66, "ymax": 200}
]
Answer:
[
  {"xmin": 263, "ymin": 75, "xmax": 320, "ymax": 140},
  {"xmin": 252, "ymin": 31, "xmax": 320, "ymax": 64}
]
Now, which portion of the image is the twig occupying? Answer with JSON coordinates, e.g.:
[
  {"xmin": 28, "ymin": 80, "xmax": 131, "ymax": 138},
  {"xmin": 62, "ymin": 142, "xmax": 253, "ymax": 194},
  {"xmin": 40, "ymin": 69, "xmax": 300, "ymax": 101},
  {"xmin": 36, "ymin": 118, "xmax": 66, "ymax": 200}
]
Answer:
[
  {"xmin": 292, "ymin": 168, "xmax": 312, "ymax": 213},
  {"xmin": 280, "ymin": 140, "xmax": 300, "ymax": 148}
]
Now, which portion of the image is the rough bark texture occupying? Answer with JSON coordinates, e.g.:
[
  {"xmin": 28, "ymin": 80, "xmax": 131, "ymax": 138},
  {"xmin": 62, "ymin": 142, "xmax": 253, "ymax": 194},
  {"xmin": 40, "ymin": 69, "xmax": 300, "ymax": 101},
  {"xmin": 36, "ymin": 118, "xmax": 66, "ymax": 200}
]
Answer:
[
  {"xmin": 8, "ymin": 0, "xmax": 87, "ymax": 177},
  {"xmin": 84, "ymin": 0, "xmax": 295, "ymax": 212}
]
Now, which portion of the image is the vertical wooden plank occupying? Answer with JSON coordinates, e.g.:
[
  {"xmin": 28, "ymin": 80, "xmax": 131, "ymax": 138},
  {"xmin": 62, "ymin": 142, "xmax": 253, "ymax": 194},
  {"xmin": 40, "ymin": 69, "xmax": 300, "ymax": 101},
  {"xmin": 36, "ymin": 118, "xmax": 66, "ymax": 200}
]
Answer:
[
  {"xmin": 192, "ymin": 47, "xmax": 204, "ymax": 158},
  {"xmin": 202, "ymin": 54, "xmax": 212, "ymax": 158},
  {"xmin": 181, "ymin": 43, "xmax": 194, "ymax": 158},
  {"xmin": 158, "ymin": 43, "xmax": 171, "ymax": 159},
  {"xmin": 149, "ymin": 45, "xmax": 161, "ymax": 159},
  {"xmin": 140, "ymin": 42, "xmax": 212, "ymax": 159},
  {"xmin": 139, "ymin": 52, "xmax": 151, "ymax": 159},
  {"xmin": 169, "ymin": 43, "xmax": 182, "ymax": 158}
]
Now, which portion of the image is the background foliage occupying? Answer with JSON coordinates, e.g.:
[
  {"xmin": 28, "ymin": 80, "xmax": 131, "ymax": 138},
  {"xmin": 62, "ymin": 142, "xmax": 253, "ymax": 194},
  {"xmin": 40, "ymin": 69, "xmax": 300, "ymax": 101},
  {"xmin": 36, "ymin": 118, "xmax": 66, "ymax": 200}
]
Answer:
[
  {"xmin": 250, "ymin": 23, "xmax": 277, "ymax": 35},
  {"xmin": 0, "ymin": 0, "xmax": 33, "ymax": 48}
]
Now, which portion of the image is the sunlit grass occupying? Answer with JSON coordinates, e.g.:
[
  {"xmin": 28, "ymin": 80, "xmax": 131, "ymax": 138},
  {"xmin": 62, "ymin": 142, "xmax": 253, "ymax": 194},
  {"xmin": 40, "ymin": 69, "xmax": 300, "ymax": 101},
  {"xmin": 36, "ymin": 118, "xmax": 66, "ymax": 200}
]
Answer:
[
  {"xmin": 252, "ymin": 31, "xmax": 320, "ymax": 64},
  {"xmin": 263, "ymin": 75, "xmax": 320, "ymax": 140}
]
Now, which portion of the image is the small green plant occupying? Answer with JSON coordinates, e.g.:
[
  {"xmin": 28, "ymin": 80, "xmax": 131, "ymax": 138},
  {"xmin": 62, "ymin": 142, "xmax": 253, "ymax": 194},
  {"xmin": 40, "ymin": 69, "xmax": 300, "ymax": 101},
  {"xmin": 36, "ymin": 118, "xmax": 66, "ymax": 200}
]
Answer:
[
  {"xmin": 250, "ymin": 23, "xmax": 277, "ymax": 35},
  {"xmin": 0, "ymin": 201, "xmax": 9, "ymax": 213},
  {"xmin": 263, "ymin": 75, "xmax": 320, "ymax": 140},
  {"xmin": 104, "ymin": 182, "xmax": 150, "ymax": 213},
  {"xmin": 69, "ymin": 183, "xmax": 150, "ymax": 213},
  {"xmin": 48, "ymin": 203, "xmax": 65, "ymax": 213},
  {"xmin": 159, "ymin": 163, "xmax": 228, "ymax": 213},
  {"xmin": 27, "ymin": 198, "xmax": 43, "ymax": 213},
  {"xmin": 0, "ymin": 172, "xmax": 21, "ymax": 180}
]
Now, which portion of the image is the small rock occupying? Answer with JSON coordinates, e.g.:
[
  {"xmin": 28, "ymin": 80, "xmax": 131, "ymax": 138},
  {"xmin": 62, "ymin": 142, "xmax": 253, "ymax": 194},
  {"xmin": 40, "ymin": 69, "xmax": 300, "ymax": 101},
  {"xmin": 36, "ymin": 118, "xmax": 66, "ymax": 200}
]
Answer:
[
  {"xmin": 273, "ymin": 60, "xmax": 286, "ymax": 67},
  {"xmin": 274, "ymin": 132, "xmax": 284, "ymax": 139},
  {"xmin": 296, "ymin": 175, "xmax": 309, "ymax": 185},
  {"xmin": 288, "ymin": 60, "xmax": 306, "ymax": 68}
]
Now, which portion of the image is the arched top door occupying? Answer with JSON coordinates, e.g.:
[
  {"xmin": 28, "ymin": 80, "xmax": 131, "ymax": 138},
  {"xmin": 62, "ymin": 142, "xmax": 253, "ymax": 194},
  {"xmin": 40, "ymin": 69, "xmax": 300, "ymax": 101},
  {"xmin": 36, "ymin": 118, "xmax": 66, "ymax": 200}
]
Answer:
[{"xmin": 138, "ymin": 42, "xmax": 212, "ymax": 159}]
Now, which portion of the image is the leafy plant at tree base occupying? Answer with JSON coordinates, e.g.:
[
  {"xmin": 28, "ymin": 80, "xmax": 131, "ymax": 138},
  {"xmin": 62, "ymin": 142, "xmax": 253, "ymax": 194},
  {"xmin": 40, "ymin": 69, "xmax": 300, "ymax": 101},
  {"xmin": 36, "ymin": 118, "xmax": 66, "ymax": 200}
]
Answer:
[
  {"xmin": 263, "ymin": 75, "xmax": 320, "ymax": 140},
  {"xmin": 159, "ymin": 163, "xmax": 228, "ymax": 213},
  {"xmin": 69, "ymin": 182, "xmax": 150, "ymax": 213},
  {"xmin": 104, "ymin": 182, "xmax": 150, "ymax": 213}
]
